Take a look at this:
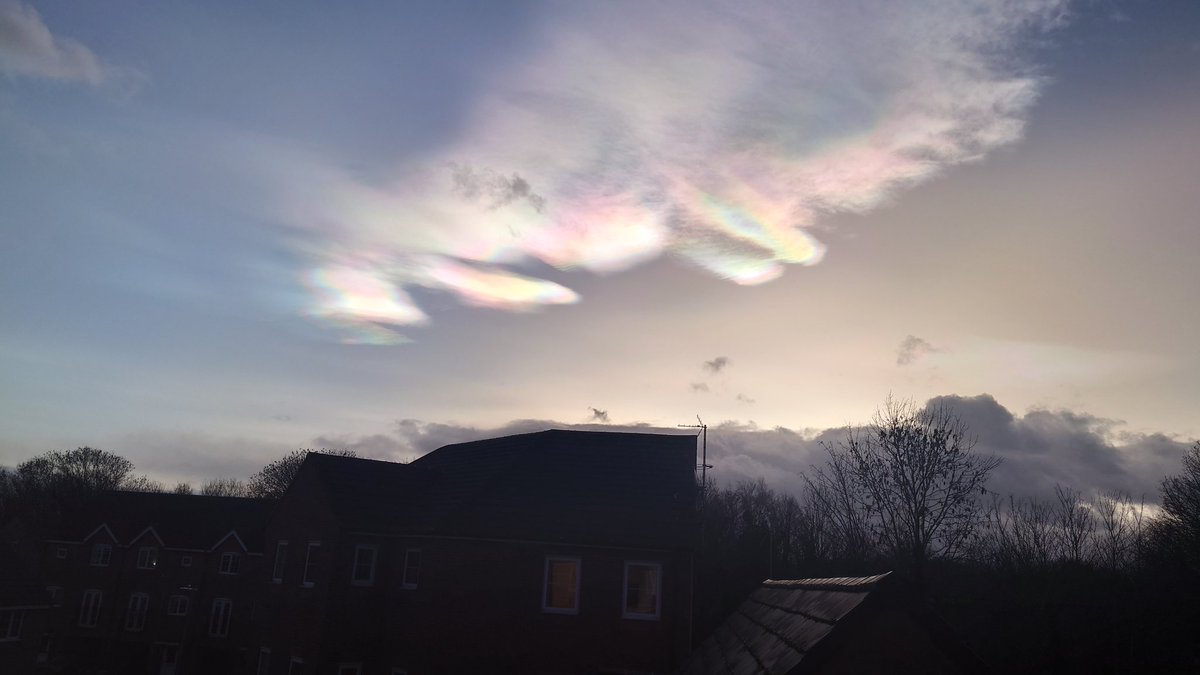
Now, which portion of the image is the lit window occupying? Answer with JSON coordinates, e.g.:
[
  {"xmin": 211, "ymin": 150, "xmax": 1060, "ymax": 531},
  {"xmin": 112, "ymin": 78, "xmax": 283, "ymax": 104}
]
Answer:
[
  {"xmin": 402, "ymin": 549, "xmax": 421, "ymax": 590},
  {"xmin": 136, "ymin": 547, "xmax": 159, "ymax": 570},
  {"xmin": 181, "ymin": 555, "xmax": 193, "ymax": 568},
  {"xmin": 351, "ymin": 545, "xmax": 376, "ymax": 586},
  {"xmin": 542, "ymin": 556, "xmax": 580, "ymax": 614},
  {"xmin": 219, "ymin": 552, "xmax": 241, "ymax": 575},
  {"xmin": 125, "ymin": 593, "xmax": 149, "ymax": 631},
  {"xmin": 167, "ymin": 595, "xmax": 190, "ymax": 616},
  {"xmin": 0, "ymin": 610, "xmax": 23, "ymax": 641},
  {"xmin": 272, "ymin": 541, "xmax": 288, "ymax": 583},
  {"xmin": 55, "ymin": 547, "xmax": 68, "ymax": 559},
  {"xmin": 623, "ymin": 561, "xmax": 662, "ymax": 620},
  {"xmin": 302, "ymin": 542, "xmax": 320, "ymax": 586},
  {"xmin": 90, "ymin": 544, "xmax": 112, "ymax": 566},
  {"xmin": 79, "ymin": 589, "xmax": 102, "ymax": 627},
  {"xmin": 208, "ymin": 598, "xmax": 233, "ymax": 637},
  {"xmin": 257, "ymin": 647, "xmax": 271, "ymax": 675}
]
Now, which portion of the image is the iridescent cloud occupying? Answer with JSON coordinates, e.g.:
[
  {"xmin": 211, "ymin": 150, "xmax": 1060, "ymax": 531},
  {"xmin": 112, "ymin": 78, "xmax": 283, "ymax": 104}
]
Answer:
[{"xmin": 279, "ymin": 0, "xmax": 1066, "ymax": 342}]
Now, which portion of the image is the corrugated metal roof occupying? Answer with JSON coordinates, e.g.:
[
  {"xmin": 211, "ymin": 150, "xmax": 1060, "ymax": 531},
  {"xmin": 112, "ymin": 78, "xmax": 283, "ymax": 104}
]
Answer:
[{"xmin": 679, "ymin": 573, "xmax": 894, "ymax": 675}]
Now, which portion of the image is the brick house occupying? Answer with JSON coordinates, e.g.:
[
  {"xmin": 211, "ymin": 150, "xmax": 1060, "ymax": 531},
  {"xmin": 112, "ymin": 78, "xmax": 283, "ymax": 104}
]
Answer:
[
  {"xmin": 12, "ymin": 429, "xmax": 698, "ymax": 674},
  {"xmin": 35, "ymin": 491, "xmax": 272, "ymax": 673},
  {"xmin": 257, "ymin": 429, "xmax": 698, "ymax": 675}
]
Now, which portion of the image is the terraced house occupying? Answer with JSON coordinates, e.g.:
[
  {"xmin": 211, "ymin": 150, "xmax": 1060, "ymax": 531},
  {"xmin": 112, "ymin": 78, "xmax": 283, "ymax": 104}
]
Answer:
[{"xmin": 10, "ymin": 429, "xmax": 699, "ymax": 674}]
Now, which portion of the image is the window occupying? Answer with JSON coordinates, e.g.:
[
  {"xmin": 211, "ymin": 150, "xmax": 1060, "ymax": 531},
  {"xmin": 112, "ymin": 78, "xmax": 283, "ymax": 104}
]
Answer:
[
  {"xmin": 55, "ymin": 546, "xmax": 68, "ymax": 559},
  {"xmin": 542, "ymin": 556, "xmax": 580, "ymax": 614},
  {"xmin": 37, "ymin": 635, "xmax": 52, "ymax": 663},
  {"xmin": 402, "ymin": 549, "xmax": 421, "ymax": 589},
  {"xmin": 257, "ymin": 648, "xmax": 271, "ymax": 675},
  {"xmin": 351, "ymin": 545, "xmax": 376, "ymax": 586},
  {"xmin": 219, "ymin": 552, "xmax": 241, "ymax": 575},
  {"xmin": 125, "ymin": 593, "xmax": 149, "ymax": 631},
  {"xmin": 90, "ymin": 543, "xmax": 112, "ymax": 566},
  {"xmin": 0, "ymin": 610, "xmax": 23, "ymax": 641},
  {"xmin": 272, "ymin": 541, "xmax": 288, "ymax": 583},
  {"xmin": 46, "ymin": 586, "xmax": 63, "ymax": 605},
  {"xmin": 302, "ymin": 542, "xmax": 320, "ymax": 586},
  {"xmin": 208, "ymin": 598, "xmax": 232, "ymax": 637},
  {"xmin": 181, "ymin": 555, "xmax": 193, "ymax": 568},
  {"xmin": 161, "ymin": 645, "xmax": 179, "ymax": 670},
  {"xmin": 79, "ymin": 589, "xmax": 102, "ymax": 627},
  {"xmin": 167, "ymin": 595, "xmax": 190, "ymax": 616},
  {"xmin": 288, "ymin": 657, "xmax": 304, "ymax": 675},
  {"xmin": 337, "ymin": 665, "xmax": 362, "ymax": 675},
  {"xmin": 623, "ymin": 562, "xmax": 661, "ymax": 620},
  {"xmin": 136, "ymin": 546, "xmax": 159, "ymax": 569}
]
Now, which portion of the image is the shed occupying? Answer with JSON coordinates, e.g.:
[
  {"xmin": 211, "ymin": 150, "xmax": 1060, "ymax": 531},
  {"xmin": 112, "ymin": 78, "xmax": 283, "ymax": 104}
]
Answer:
[{"xmin": 679, "ymin": 572, "xmax": 987, "ymax": 675}]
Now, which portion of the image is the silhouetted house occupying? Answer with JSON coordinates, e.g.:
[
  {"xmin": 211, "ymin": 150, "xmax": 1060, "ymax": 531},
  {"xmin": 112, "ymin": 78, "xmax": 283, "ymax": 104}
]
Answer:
[
  {"xmin": 257, "ymin": 429, "xmax": 698, "ymax": 675},
  {"xmin": 0, "ymin": 542, "xmax": 54, "ymax": 671},
  {"xmin": 34, "ymin": 491, "xmax": 271, "ymax": 673},
  {"xmin": 679, "ymin": 573, "xmax": 987, "ymax": 675}
]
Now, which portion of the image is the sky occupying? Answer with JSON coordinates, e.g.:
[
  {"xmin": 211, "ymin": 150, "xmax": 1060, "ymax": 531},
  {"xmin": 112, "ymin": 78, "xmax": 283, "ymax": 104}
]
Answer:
[{"xmin": 2, "ymin": 0, "xmax": 1198, "ymax": 496}]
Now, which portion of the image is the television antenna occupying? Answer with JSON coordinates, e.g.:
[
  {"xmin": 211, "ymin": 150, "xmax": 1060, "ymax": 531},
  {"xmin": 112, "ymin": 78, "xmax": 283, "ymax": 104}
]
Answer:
[{"xmin": 678, "ymin": 415, "xmax": 711, "ymax": 489}]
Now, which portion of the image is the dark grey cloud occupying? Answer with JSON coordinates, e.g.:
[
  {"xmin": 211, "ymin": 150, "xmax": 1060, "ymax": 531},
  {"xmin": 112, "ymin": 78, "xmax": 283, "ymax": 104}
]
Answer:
[
  {"xmin": 588, "ymin": 407, "xmax": 610, "ymax": 423},
  {"xmin": 896, "ymin": 335, "xmax": 939, "ymax": 366},
  {"xmin": 703, "ymin": 356, "xmax": 730, "ymax": 374},
  {"xmin": 449, "ymin": 163, "xmax": 546, "ymax": 212}
]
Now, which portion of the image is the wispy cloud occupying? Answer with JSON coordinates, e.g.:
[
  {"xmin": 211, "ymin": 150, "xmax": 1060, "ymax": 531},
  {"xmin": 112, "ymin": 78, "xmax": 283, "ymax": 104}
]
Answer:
[
  {"xmin": 897, "ymin": 334, "xmax": 941, "ymax": 366},
  {"xmin": 0, "ymin": 1, "xmax": 107, "ymax": 85},
  {"xmin": 690, "ymin": 382, "xmax": 710, "ymax": 393},
  {"xmin": 254, "ymin": 0, "xmax": 1067, "ymax": 342},
  {"xmin": 703, "ymin": 356, "xmax": 731, "ymax": 374}
]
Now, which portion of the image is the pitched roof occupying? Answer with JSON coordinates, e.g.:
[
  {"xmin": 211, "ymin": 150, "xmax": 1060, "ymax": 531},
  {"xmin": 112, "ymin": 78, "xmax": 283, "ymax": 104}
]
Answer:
[
  {"xmin": 682, "ymin": 573, "xmax": 987, "ymax": 675},
  {"xmin": 49, "ymin": 491, "xmax": 272, "ymax": 551},
  {"xmin": 307, "ymin": 429, "xmax": 698, "ymax": 549}
]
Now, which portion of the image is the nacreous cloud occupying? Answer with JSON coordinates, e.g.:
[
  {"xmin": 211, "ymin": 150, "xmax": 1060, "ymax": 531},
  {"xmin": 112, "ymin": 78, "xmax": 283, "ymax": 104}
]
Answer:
[
  {"xmin": 287, "ymin": 0, "xmax": 1067, "ymax": 343},
  {"xmin": 0, "ymin": 1, "xmax": 107, "ymax": 84}
]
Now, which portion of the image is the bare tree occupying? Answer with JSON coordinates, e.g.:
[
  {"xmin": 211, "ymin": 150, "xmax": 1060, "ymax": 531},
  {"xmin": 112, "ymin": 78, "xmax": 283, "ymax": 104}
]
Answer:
[
  {"xmin": 246, "ymin": 448, "xmax": 357, "ymax": 499},
  {"xmin": 200, "ymin": 478, "xmax": 248, "ymax": 497},
  {"xmin": 172, "ymin": 482, "xmax": 194, "ymax": 495},
  {"xmin": 1052, "ymin": 484, "xmax": 1095, "ymax": 564},
  {"xmin": 808, "ymin": 396, "xmax": 1000, "ymax": 587}
]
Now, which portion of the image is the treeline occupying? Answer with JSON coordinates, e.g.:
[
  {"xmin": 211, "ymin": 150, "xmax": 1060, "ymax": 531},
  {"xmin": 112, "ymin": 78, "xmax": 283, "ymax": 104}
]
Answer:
[
  {"xmin": 692, "ymin": 400, "xmax": 1200, "ymax": 672},
  {"xmin": 0, "ymin": 446, "xmax": 355, "ymax": 526}
]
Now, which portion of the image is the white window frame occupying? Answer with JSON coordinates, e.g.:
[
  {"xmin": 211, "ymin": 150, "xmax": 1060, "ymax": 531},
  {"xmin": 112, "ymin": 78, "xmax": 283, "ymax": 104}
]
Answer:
[
  {"xmin": 272, "ymin": 541, "xmax": 288, "ymax": 583},
  {"xmin": 167, "ymin": 594, "xmax": 190, "ymax": 616},
  {"xmin": 257, "ymin": 647, "xmax": 271, "ymax": 675},
  {"xmin": 55, "ymin": 546, "xmax": 68, "ymax": 559},
  {"xmin": 90, "ymin": 543, "xmax": 112, "ymax": 566},
  {"xmin": 219, "ymin": 552, "xmax": 241, "ymax": 575},
  {"xmin": 125, "ymin": 592, "xmax": 149, "ymax": 631},
  {"xmin": 136, "ymin": 546, "xmax": 158, "ymax": 570},
  {"xmin": 79, "ymin": 589, "xmax": 102, "ymax": 627},
  {"xmin": 302, "ymin": 542, "xmax": 320, "ymax": 587},
  {"xmin": 208, "ymin": 598, "xmax": 233, "ymax": 637},
  {"xmin": 0, "ymin": 609, "xmax": 23, "ymax": 641},
  {"xmin": 402, "ymin": 548, "xmax": 421, "ymax": 590},
  {"xmin": 351, "ymin": 545, "xmax": 376, "ymax": 586},
  {"xmin": 181, "ymin": 555, "xmax": 193, "ymax": 567},
  {"xmin": 622, "ymin": 560, "xmax": 663, "ymax": 621},
  {"xmin": 541, "ymin": 556, "xmax": 581, "ymax": 615}
]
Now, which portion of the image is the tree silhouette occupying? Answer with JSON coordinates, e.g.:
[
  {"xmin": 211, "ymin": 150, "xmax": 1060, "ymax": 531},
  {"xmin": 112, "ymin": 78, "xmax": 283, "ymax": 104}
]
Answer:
[{"xmin": 246, "ymin": 448, "xmax": 356, "ymax": 499}]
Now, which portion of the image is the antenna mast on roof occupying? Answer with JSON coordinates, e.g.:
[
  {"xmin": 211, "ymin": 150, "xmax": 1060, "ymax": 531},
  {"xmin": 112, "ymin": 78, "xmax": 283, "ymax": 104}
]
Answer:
[{"xmin": 678, "ymin": 415, "xmax": 711, "ymax": 490}]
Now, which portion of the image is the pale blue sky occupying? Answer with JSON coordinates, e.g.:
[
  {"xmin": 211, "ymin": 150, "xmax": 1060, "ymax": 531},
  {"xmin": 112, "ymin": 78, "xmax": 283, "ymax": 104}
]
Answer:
[{"xmin": 2, "ymin": 1, "xmax": 1198, "ymax": 490}]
